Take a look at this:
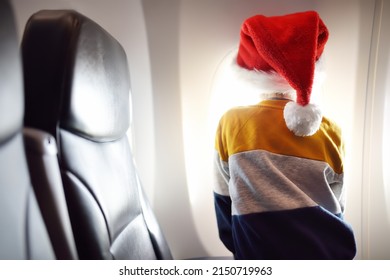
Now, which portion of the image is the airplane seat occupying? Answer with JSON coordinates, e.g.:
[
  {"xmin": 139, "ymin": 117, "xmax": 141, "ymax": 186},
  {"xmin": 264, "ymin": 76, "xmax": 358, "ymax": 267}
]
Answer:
[
  {"xmin": 0, "ymin": 0, "xmax": 54, "ymax": 259},
  {"xmin": 22, "ymin": 10, "xmax": 172, "ymax": 259},
  {"xmin": 23, "ymin": 127, "xmax": 79, "ymax": 259}
]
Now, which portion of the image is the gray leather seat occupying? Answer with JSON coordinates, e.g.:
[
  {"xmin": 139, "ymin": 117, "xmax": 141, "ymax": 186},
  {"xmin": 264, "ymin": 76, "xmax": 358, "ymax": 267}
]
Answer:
[
  {"xmin": 0, "ymin": 0, "xmax": 54, "ymax": 260},
  {"xmin": 23, "ymin": 127, "xmax": 78, "ymax": 259},
  {"xmin": 22, "ymin": 10, "xmax": 172, "ymax": 259}
]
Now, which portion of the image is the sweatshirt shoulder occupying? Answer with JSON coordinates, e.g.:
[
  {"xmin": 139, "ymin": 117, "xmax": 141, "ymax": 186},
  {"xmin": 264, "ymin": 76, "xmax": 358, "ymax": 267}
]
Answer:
[
  {"xmin": 321, "ymin": 116, "xmax": 343, "ymax": 141},
  {"xmin": 219, "ymin": 105, "xmax": 260, "ymax": 125}
]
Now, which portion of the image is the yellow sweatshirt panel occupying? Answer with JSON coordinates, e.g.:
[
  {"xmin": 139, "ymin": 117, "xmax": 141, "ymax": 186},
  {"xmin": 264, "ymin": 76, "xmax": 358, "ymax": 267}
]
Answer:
[{"xmin": 215, "ymin": 99, "xmax": 344, "ymax": 174}]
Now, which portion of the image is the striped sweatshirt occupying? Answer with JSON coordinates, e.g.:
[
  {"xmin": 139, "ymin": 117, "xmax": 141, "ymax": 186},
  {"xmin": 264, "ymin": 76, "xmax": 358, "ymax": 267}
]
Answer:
[{"xmin": 213, "ymin": 99, "xmax": 356, "ymax": 259}]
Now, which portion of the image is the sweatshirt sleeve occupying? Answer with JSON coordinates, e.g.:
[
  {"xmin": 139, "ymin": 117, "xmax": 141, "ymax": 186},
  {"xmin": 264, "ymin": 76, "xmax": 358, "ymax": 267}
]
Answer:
[{"xmin": 213, "ymin": 148, "xmax": 235, "ymax": 254}]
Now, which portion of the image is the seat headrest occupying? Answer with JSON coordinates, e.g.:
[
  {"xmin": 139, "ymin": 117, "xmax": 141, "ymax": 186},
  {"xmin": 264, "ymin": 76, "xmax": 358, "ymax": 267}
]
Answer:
[
  {"xmin": 0, "ymin": 0, "xmax": 24, "ymax": 143},
  {"xmin": 22, "ymin": 10, "xmax": 130, "ymax": 142}
]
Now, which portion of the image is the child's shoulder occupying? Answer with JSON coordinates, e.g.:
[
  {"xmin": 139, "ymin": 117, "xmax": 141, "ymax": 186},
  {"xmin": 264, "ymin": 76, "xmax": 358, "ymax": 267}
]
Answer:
[
  {"xmin": 322, "ymin": 116, "xmax": 342, "ymax": 131},
  {"xmin": 321, "ymin": 116, "xmax": 343, "ymax": 140},
  {"xmin": 221, "ymin": 104, "xmax": 260, "ymax": 119}
]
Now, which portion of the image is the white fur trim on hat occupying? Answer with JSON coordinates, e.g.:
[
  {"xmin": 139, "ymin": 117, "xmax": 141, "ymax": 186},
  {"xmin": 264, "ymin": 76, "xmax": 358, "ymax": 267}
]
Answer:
[
  {"xmin": 229, "ymin": 53, "xmax": 296, "ymax": 96},
  {"xmin": 283, "ymin": 102, "xmax": 322, "ymax": 136}
]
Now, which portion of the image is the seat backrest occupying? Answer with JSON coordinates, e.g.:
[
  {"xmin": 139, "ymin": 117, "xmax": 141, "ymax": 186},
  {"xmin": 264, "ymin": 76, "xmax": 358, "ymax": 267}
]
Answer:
[
  {"xmin": 0, "ymin": 0, "xmax": 54, "ymax": 260},
  {"xmin": 22, "ymin": 10, "xmax": 172, "ymax": 260}
]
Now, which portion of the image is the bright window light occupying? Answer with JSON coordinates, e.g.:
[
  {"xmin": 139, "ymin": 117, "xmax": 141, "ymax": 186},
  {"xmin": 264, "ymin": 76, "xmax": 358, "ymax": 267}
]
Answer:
[{"xmin": 208, "ymin": 49, "xmax": 263, "ymax": 138}]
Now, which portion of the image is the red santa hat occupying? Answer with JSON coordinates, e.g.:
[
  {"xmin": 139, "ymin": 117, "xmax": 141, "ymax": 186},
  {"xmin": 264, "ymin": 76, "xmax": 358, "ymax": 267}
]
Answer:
[{"xmin": 234, "ymin": 10, "xmax": 329, "ymax": 136}]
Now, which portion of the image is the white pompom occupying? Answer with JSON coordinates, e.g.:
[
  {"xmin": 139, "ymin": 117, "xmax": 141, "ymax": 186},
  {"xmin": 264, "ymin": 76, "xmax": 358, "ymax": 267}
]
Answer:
[{"xmin": 283, "ymin": 101, "xmax": 322, "ymax": 136}]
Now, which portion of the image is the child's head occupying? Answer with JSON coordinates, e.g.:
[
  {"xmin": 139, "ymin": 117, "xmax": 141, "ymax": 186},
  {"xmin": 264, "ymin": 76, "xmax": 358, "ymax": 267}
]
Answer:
[{"xmin": 232, "ymin": 11, "xmax": 329, "ymax": 136}]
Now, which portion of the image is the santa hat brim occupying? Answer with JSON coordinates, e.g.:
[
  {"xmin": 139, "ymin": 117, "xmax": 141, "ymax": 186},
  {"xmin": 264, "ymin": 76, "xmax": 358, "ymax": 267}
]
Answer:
[{"xmin": 229, "ymin": 51, "xmax": 296, "ymax": 98}]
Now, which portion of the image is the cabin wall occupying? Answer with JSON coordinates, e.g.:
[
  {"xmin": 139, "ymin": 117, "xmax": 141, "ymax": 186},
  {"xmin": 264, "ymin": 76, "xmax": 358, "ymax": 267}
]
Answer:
[{"xmin": 361, "ymin": 0, "xmax": 390, "ymax": 259}]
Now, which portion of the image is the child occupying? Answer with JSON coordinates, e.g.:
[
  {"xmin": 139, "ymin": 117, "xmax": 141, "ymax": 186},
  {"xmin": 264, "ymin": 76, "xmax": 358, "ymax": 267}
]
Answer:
[{"xmin": 213, "ymin": 11, "xmax": 356, "ymax": 259}]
